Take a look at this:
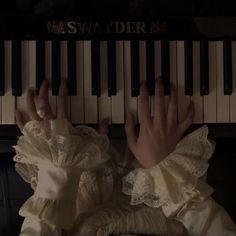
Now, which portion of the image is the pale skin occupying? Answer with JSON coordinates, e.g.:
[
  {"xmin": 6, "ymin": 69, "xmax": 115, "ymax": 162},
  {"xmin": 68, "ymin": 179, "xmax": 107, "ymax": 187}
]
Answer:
[
  {"xmin": 15, "ymin": 78, "xmax": 194, "ymax": 169},
  {"xmin": 15, "ymin": 79, "xmax": 109, "ymax": 134},
  {"xmin": 125, "ymin": 79, "xmax": 194, "ymax": 168}
]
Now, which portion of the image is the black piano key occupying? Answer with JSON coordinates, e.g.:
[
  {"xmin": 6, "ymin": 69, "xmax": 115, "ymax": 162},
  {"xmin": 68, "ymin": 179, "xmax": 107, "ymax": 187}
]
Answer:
[
  {"xmin": 184, "ymin": 40, "xmax": 193, "ymax": 95},
  {"xmin": 67, "ymin": 40, "xmax": 76, "ymax": 96},
  {"xmin": 11, "ymin": 40, "xmax": 22, "ymax": 96},
  {"xmin": 107, "ymin": 40, "xmax": 116, "ymax": 96},
  {"xmin": 131, "ymin": 40, "xmax": 139, "ymax": 97},
  {"xmin": 146, "ymin": 39, "xmax": 155, "ymax": 95},
  {"xmin": 161, "ymin": 40, "xmax": 170, "ymax": 95},
  {"xmin": 0, "ymin": 40, "xmax": 4, "ymax": 96},
  {"xmin": 223, "ymin": 39, "xmax": 232, "ymax": 95},
  {"xmin": 200, "ymin": 40, "xmax": 209, "ymax": 95},
  {"xmin": 51, "ymin": 39, "xmax": 61, "ymax": 96},
  {"xmin": 91, "ymin": 40, "xmax": 101, "ymax": 96},
  {"xmin": 36, "ymin": 40, "xmax": 45, "ymax": 95}
]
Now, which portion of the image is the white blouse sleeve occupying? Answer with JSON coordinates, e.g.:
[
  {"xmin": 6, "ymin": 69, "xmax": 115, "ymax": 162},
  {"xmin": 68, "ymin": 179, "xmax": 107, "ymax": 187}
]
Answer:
[
  {"xmin": 122, "ymin": 125, "xmax": 236, "ymax": 236},
  {"xmin": 13, "ymin": 119, "xmax": 110, "ymax": 235}
]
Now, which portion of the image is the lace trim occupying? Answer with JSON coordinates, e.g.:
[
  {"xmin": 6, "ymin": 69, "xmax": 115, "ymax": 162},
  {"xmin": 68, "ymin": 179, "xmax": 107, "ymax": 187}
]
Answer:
[
  {"xmin": 13, "ymin": 119, "xmax": 111, "ymax": 230},
  {"xmin": 13, "ymin": 119, "xmax": 109, "ymax": 169},
  {"xmin": 122, "ymin": 126, "xmax": 215, "ymax": 213}
]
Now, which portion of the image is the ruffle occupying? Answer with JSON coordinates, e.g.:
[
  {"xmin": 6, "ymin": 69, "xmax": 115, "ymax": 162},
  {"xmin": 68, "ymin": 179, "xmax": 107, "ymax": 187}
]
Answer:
[
  {"xmin": 122, "ymin": 125, "xmax": 215, "ymax": 217},
  {"xmin": 19, "ymin": 217, "xmax": 62, "ymax": 236},
  {"xmin": 13, "ymin": 119, "xmax": 110, "ymax": 169},
  {"xmin": 13, "ymin": 119, "xmax": 111, "ymax": 230},
  {"xmin": 15, "ymin": 162, "xmax": 38, "ymax": 184},
  {"xmin": 19, "ymin": 195, "xmax": 76, "ymax": 230}
]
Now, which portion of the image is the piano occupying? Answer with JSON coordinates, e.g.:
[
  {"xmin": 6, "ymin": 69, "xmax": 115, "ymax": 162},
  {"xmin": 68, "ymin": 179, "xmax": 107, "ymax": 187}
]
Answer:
[
  {"xmin": 0, "ymin": 1, "xmax": 236, "ymax": 235},
  {"xmin": 1, "ymin": 15, "xmax": 236, "ymax": 138}
]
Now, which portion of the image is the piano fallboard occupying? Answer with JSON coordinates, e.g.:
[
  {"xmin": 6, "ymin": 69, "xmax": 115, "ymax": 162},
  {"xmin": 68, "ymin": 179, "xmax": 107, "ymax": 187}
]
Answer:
[{"xmin": 1, "ymin": 16, "xmax": 236, "ymax": 40}]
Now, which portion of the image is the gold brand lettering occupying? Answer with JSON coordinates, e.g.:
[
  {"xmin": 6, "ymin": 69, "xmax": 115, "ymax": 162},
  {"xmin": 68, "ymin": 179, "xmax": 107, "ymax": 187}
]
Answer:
[
  {"xmin": 67, "ymin": 21, "xmax": 77, "ymax": 33},
  {"xmin": 93, "ymin": 22, "xmax": 102, "ymax": 33},
  {"xmin": 77, "ymin": 22, "xmax": 93, "ymax": 33},
  {"xmin": 115, "ymin": 22, "xmax": 125, "ymax": 33},
  {"xmin": 106, "ymin": 22, "xmax": 114, "ymax": 33},
  {"xmin": 150, "ymin": 21, "xmax": 167, "ymax": 33},
  {"xmin": 47, "ymin": 21, "xmax": 66, "ymax": 34},
  {"xmin": 126, "ymin": 22, "xmax": 137, "ymax": 33},
  {"xmin": 136, "ymin": 22, "xmax": 146, "ymax": 33}
]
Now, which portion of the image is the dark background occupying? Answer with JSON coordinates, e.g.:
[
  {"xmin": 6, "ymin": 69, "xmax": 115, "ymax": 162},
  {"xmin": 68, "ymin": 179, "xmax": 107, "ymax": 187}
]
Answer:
[{"xmin": 1, "ymin": 0, "xmax": 236, "ymax": 17}]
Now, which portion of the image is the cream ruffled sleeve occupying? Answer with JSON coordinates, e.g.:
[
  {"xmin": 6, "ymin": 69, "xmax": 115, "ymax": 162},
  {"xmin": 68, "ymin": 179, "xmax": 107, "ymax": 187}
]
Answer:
[
  {"xmin": 13, "ymin": 119, "xmax": 110, "ymax": 235},
  {"xmin": 122, "ymin": 126, "xmax": 236, "ymax": 236}
]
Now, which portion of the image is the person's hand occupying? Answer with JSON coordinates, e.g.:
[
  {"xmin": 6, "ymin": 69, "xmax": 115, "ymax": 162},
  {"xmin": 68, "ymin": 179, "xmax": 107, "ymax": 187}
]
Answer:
[
  {"xmin": 125, "ymin": 79, "xmax": 194, "ymax": 169},
  {"xmin": 15, "ymin": 79, "xmax": 109, "ymax": 134}
]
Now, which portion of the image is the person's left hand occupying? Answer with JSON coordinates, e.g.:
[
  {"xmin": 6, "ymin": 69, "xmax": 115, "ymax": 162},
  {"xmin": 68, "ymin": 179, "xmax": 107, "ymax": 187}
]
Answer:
[{"xmin": 15, "ymin": 79, "xmax": 109, "ymax": 135}]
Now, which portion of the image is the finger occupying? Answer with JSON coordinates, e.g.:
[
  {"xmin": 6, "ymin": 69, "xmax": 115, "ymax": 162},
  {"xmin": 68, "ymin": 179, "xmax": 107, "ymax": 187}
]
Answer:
[
  {"xmin": 98, "ymin": 118, "xmax": 110, "ymax": 135},
  {"xmin": 15, "ymin": 110, "xmax": 26, "ymax": 131},
  {"xmin": 27, "ymin": 88, "xmax": 42, "ymax": 121},
  {"xmin": 176, "ymin": 101, "xmax": 194, "ymax": 139},
  {"xmin": 153, "ymin": 78, "xmax": 166, "ymax": 127},
  {"xmin": 167, "ymin": 84, "xmax": 178, "ymax": 129},
  {"xmin": 139, "ymin": 80, "xmax": 151, "ymax": 125},
  {"xmin": 36, "ymin": 79, "xmax": 55, "ymax": 119},
  {"xmin": 125, "ymin": 111, "xmax": 137, "ymax": 152},
  {"xmin": 58, "ymin": 78, "xmax": 68, "ymax": 119}
]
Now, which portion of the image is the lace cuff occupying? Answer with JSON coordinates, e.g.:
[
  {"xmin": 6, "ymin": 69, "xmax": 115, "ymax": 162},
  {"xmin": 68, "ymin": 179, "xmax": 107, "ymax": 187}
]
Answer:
[
  {"xmin": 13, "ymin": 119, "xmax": 110, "ymax": 229},
  {"xmin": 122, "ymin": 125, "xmax": 215, "ymax": 217}
]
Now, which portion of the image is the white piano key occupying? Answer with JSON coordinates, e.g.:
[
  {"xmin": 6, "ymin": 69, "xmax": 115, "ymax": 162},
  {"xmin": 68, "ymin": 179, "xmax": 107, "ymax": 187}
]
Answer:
[
  {"xmin": 216, "ymin": 41, "xmax": 230, "ymax": 122},
  {"xmin": 139, "ymin": 40, "xmax": 146, "ymax": 80},
  {"xmin": 169, "ymin": 41, "xmax": 177, "ymax": 86},
  {"xmin": 124, "ymin": 41, "xmax": 138, "ymax": 123},
  {"xmin": 177, "ymin": 41, "xmax": 190, "ymax": 123},
  {"xmin": 16, "ymin": 41, "xmax": 36, "ymax": 122},
  {"xmin": 192, "ymin": 41, "xmax": 203, "ymax": 123},
  {"xmin": 169, "ymin": 41, "xmax": 177, "ymax": 119},
  {"xmin": 111, "ymin": 41, "xmax": 124, "ymax": 124},
  {"xmin": 60, "ymin": 40, "xmax": 70, "ymax": 120},
  {"xmin": 0, "ymin": 92, "xmax": 1, "ymax": 124},
  {"xmin": 230, "ymin": 41, "xmax": 236, "ymax": 122},
  {"xmin": 150, "ymin": 40, "xmax": 162, "ymax": 117},
  {"xmin": 16, "ymin": 41, "xmax": 29, "ymax": 122},
  {"xmin": 28, "ymin": 41, "xmax": 37, "ymax": 89},
  {"xmin": 60, "ymin": 41, "xmax": 68, "ymax": 78},
  {"xmin": 1, "ymin": 40, "xmax": 15, "ymax": 124},
  {"xmin": 204, "ymin": 41, "xmax": 217, "ymax": 123},
  {"xmin": 154, "ymin": 41, "xmax": 162, "ymax": 78},
  {"xmin": 98, "ymin": 41, "xmax": 111, "ymax": 123},
  {"xmin": 138, "ymin": 40, "xmax": 146, "ymax": 121},
  {"xmin": 84, "ymin": 40, "xmax": 98, "ymax": 124},
  {"xmin": 45, "ymin": 40, "xmax": 57, "ymax": 116},
  {"xmin": 71, "ymin": 41, "xmax": 84, "ymax": 124}
]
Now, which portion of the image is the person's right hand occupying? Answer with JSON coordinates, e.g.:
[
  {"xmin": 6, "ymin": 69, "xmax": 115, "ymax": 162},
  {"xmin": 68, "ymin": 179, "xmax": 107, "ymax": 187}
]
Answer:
[{"xmin": 125, "ymin": 79, "xmax": 194, "ymax": 169}]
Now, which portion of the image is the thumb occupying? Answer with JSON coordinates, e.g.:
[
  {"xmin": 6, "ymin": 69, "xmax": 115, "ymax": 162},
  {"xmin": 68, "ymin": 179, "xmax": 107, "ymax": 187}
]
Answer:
[{"xmin": 98, "ymin": 118, "xmax": 110, "ymax": 135}]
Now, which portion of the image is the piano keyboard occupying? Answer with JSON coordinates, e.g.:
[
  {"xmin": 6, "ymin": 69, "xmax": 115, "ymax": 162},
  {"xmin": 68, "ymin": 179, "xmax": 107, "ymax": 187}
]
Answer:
[{"xmin": 0, "ymin": 39, "xmax": 236, "ymax": 125}]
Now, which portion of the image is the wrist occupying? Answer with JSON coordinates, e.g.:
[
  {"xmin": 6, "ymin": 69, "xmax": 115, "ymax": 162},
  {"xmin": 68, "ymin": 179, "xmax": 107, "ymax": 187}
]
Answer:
[{"xmin": 34, "ymin": 163, "xmax": 81, "ymax": 200}]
